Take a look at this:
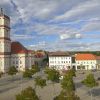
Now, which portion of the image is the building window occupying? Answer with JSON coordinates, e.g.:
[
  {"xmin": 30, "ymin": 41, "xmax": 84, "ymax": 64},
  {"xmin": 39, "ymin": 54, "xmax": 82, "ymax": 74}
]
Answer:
[
  {"xmin": 13, "ymin": 61, "xmax": 15, "ymax": 64},
  {"xmin": 16, "ymin": 61, "xmax": 18, "ymax": 64},
  {"xmin": 16, "ymin": 66, "xmax": 18, "ymax": 68},
  {"xmin": 77, "ymin": 66, "xmax": 81, "ymax": 69}
]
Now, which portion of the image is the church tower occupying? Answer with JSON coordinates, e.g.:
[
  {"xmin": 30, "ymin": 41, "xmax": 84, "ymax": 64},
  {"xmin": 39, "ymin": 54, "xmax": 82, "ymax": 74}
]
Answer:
[{"xmin": 0, "ymin": 8, "xmax": 11, "ymax": 72}]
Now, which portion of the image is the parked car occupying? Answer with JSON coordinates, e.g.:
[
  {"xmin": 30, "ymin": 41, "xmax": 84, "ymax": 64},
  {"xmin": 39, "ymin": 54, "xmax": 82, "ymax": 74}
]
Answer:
[{"xmin": 59, "ymin": 76, "xmax": 63, "ymax": 80}]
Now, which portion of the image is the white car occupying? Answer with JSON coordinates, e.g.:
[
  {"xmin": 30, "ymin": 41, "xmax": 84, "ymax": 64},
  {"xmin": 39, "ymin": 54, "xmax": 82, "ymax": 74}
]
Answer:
[{"xmin": 59, "ymin": 76, "xmax": 63, "ymax": 80}]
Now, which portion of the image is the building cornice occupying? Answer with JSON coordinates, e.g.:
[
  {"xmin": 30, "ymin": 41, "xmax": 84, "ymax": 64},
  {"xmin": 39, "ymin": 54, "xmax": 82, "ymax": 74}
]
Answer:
[
  {"xmin": 0, "ymin": 15, "xmax": 10, "ymax": 20},
  {"xmin": 0, "ymin": 37, "xmax": 11, "ymax": 41},
  {"xmin": 0, "ymin": 25, "xmax": 10, "ymax": 29},
  {"xmin": 0, "ymin": 52, "xmax": 11, "ymax": 55}
]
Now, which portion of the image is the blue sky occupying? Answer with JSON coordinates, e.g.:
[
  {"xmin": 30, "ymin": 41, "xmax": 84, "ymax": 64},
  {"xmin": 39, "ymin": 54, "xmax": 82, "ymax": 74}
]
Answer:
[{"xmin": 0, "ymin": 0, "xmax": 100, "ymax": 51}]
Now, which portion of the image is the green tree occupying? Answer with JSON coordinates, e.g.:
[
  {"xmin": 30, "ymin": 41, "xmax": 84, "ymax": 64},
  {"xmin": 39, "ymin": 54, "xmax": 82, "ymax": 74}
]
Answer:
[
  {"xmin": 43, "ymin": 54, "xmax": 49, "ymax": 66},
  {"xmin": 31, "ymin": 65, "xmax": 40, "ymax": 74},
  {"xmin": 44, "ymin": 67, "xmax": 50, "ymax": 74},
  {"xmin": 35, "ymin": 76, "xmax": 46, "ymax": 89},
  {"xmin": 45, "ymin": 68, "xmax": 60, "ymax": 83},
  {"xmin": 82, "ymin": 73, "xmax": 98, "ymax": 88},
  {"xmin": 82, "ymin": 73, "xmax": 98, "ymax": 100},
  {"xmin": 45, "ymin": 68, "xmax": 60, "ymax": 95},
  {"xmin": 23, "ymin": 69, "xmax": 32, "ymax": 78},
  {"xmin": 54, "ymin": 90, "xmax": 80, "ymax": 100},
  {"xmin": 67, "ymin": 69, "xmax": 76, "ymax": 78},
  {"xmin": 16, "ymin": 86, "xmax": 39, "ymax": 100},
  {"xmin": 8, "ymin": 66, "xmax": 18, "ymax": 76},
  {"xmin": 61, "ymin": 73, "xmax": 75, "ymax": 93},
  {"xmin": 55, "ymin": 70, "xmax": 79, "ymax": 100}
]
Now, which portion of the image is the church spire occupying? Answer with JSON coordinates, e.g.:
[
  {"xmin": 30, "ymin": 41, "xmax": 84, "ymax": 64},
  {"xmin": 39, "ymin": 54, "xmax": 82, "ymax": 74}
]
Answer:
[{"xmin": 0, "ymin": 8, "xmax": 4, "ymax": 15}]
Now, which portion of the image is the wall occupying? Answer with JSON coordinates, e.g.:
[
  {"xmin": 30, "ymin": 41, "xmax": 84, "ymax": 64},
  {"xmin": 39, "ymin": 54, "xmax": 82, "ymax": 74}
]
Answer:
[
  {"xmin": 76, "ymin": 60, "xmax": 97, "ymax": 70},
  {"xmin": 49, "ymin": 56, "xmax": 72, "ymax": 70}
]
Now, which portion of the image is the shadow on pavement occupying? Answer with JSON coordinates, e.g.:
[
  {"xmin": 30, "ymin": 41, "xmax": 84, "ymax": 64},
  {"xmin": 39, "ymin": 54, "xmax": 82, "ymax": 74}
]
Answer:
[
  {"xmin": 92, "ymin": 88, "xmax": 100, "ymax": 97},
  {"xmin": 87, "ymin": 88, "xmax": 100, "ymax": 97},
  {"xmin": 0, "ymin": 85, "xmax": 18, "ymax": 93},
  {"xmin": 75, "ymin": 82, "xmax": 83, "ymax": 89}
]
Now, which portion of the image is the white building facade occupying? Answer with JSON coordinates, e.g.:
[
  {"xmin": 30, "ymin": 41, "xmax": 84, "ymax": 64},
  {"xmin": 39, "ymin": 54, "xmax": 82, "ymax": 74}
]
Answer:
[
  {"xmin": 75, "ymin": 54, "xmax": 100, "ymax": 70},
  {"xmin": 49, "ymin": 52, "xmax": 100, "ymax": 71},
  {"xmin": 0, "ymin": 9, "xmax": 34, "ymax": 72},
  {"xmin": 49, "ymin": 52, "xmax": 75, "ymax": 70}
]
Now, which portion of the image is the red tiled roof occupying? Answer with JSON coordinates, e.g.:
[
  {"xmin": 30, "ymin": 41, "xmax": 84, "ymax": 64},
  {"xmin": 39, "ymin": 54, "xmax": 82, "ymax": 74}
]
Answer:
[
  {"xmin": 34, "ymin": 52, "xmax": 44, "ymax": 58},
  {"xmin": 11, "ymin": 42, "xmax": 28, "ymax": 54},
  {"xmin": 28, "ymin": 50, "xmax": 33, "ymax": 53},
  {"xmin": 75, "ymin": 53, "xmax": 96, "ymax": 60}
]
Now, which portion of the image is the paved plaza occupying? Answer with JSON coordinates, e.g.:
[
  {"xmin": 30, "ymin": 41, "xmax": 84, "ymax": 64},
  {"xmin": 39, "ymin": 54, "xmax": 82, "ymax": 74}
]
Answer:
[{"xmin": 0, "ymin": 71, "xmax": 100, "ymax": 100}]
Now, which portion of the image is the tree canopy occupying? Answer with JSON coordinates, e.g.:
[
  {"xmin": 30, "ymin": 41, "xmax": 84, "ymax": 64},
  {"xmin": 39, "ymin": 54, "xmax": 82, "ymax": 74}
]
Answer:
[
  {"xmin": 8, "ymin": 66, "xmax": 18, "ymax": 76},
  {"xmin": 16, "ymin": 87, "xmax": 39, "ymax": 100},
  {"xmin": 23, "ymin": 69, "xmax": 32, "ymax": 78},
  {"xmin": 61, "ymin": 73, "xmax": 75, "ymax": 92},
  {"xmin": 55, "ymin": 69, "xmax": 79, "ymax": 100},
  {"xmin": 31, "ymin": 65, "xmax": 40, "ymax": 74},
  {"xmin": 66, "ymin": 69, "xmax": 76, "ymax": 78},
  {"xmin": 35, "ymin": 76, "xmax": 46, "ymax": 88},
  {"xmin": 45, "ymin": 68, "xmax": 60, "ymax": 83},
  {"xmin": 54, "ymin": 90, "xmax": 80, "ymax": 100},
  {"xmin": 82, "ymin": 73, "xmax": 98, "ymax": 88}
]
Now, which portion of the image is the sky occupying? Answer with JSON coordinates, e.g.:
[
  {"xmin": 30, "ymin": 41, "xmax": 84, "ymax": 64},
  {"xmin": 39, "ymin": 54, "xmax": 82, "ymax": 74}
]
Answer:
[{"xmin": 0, "ymin": 0, "xmax": 100, "ymax": 51}]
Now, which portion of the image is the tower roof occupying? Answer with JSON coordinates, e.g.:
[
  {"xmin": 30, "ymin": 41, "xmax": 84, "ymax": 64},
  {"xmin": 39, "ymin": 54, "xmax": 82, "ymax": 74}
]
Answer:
[
  {"xmin": 0, "ymin": 8, "xmax": 3, "ymax": 15},
  {"xmin": 0, "ymin": 8, "xmax": 10, "ymax": 19}
]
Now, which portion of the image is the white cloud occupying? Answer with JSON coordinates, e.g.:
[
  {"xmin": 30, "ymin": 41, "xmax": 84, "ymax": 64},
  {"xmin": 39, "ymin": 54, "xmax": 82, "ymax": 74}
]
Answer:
[
  {"xmin": 81, "ymin": 19, "xmax": 100, "ymax": 32},
  {"xmin": 52, "ymin": 0, "xmax": 100, "ymax": 22},
  {"xmin": 28, "ymin": 40, "xmax": 100, "ymax": 51},
  {"xmin": 11, "ymin": 34, "xmax": 36, "ymax": 40},
  {"xmin": 60, "ymin": 33, "xmax": 81, "ymax": 40},
  {"xmin": 0, "ymin": 0, "xmax": 10, "ymax": 5},
  {"xmin": 28, "ymin": 41, "xmax": 47, "ymax": 50},
  {"xmin": 75, "ymin": 33, "xmax": 81, "ymax": 38},
  {"xmin": 0, "ymin": 0, "xmax": 100, "ymax": 51}
]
